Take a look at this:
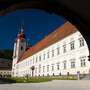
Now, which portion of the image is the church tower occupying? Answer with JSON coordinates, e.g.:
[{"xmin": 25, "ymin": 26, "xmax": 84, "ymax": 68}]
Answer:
[{"xmin": 12, "ymin": 24, "xmax": 26, "ymax": 77}]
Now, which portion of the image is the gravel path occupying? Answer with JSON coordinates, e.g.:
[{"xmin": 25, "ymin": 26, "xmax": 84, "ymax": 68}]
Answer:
[{"xmin": 0, "ymin": 80, "xmax": 90, "ymax": 90}]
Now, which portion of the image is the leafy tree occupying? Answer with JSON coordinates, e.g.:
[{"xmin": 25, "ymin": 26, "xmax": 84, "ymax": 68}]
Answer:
[{"xmin": 0, "ymin": 49, "xmax": 13, "ymax": 60}]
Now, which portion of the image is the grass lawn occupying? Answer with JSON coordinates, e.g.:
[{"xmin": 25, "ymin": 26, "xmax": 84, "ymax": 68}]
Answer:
[
  {"xmin": 0, "ymin": 77, "xmax": 77, "ymax": 83},
  {"xmin": 52, "ymin": 78, "xmax": 77, "ymax": 80}
]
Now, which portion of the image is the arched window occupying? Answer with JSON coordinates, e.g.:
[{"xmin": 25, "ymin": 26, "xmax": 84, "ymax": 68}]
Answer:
[
  {"xmin": 21, "ymin": 40, "xmax": 23, "ymax": 42},
  {"xmin": 21, "ymin": 46, "xmax": 23, "ymax": 50}
]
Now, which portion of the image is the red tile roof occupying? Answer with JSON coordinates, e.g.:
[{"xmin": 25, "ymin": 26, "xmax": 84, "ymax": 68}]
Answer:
[{"xmin": 18, "ymin": 21, "xmax": 77, "ymax": 63}]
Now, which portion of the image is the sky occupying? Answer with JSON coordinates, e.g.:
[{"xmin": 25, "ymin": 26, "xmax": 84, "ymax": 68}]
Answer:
[{"xmin": 0, "ymin": 9, "xmax": 67, "ymax": 50}]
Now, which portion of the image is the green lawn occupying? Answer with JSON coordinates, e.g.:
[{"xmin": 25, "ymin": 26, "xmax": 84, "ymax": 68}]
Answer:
[
  {"xmin": 52, "ymin": 78, "xmax": 77, "ymax": 80},
  {"xmin": 0, "ymin": 77, "xmax": 77, "ymax": 83}
]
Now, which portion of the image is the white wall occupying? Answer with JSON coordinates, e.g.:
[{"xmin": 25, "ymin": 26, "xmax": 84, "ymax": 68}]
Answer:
[{"xmin": 15, "ymin": 31, "xmax": 90, "ymax": 77}]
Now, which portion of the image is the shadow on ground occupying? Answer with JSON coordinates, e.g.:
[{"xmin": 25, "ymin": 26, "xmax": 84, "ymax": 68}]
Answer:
[{"xmin": 0, "ymin": 78, "xmax": 14, "ymax": 84}]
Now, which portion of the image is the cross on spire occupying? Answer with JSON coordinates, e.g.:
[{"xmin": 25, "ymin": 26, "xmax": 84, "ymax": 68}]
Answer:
[
  {"xmin": 19, "ymin": 28, "xmax": 20, "ymax": 32},
  {"xmin": 21, "ymin": 20, "xmax": 24, "ymax": 32},
  {"xmin": 22, "ymin": 20, "xmax": 24, "ymax": 26}
]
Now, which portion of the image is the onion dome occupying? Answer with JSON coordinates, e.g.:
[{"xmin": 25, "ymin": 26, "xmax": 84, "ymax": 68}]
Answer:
[
  {"xmin": 18, "ymin": 34, "xmax": 21, "ymax": 38},
  {"xmin": 20, "ymin": 32, "xmax": 26, "ymax": 38},
  {"xmin": 18, "ymin": 32, "xmax": 26, "ymax": 38},
  {"xmin": 27, "ymin": 39, "xmax": 29, "ymax": 48},
  {"xmin": 15, "ymin": 21, "xmax": 26, "ymax": 42},
  {"xmin": 18, "ymin": 31, "xmax": 20, "ymax": 34},
  {"xmin": 21, "ymin": 26, "xmax": 24, "ymax": 30},
  {"xmin": 18, "ymin": 26, "xmax": 26, "ymax": 38},
  {"xmin": 18, "ymin": 32, "xmax": 20, "ymax": 34},
  {"xmin": 17, "ymin": 26, "xmax": 26, "ymax": 38},
  {"xmin": 18, "ymin": 31, "xmax": 20, "ymax": 37},
  {"xmin": 15, "ymin": 37, "xmax": 18, "ymax": 42},
  {"xmin": 27, "ymin": 42, "xmax": 29, "ymax": 48}
]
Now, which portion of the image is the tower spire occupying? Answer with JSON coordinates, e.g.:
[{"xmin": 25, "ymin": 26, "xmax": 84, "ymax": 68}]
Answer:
[
  {"xmin": 18, "ymin": 28, "xmax": 20, "ymax": 37},
  {"xmin": 21, "ymin": 20, "xmax": 24, "ymax": 32},
  {"xmin": 27, "ymin": 39, "xmax": 29, "ymax": 47},
  {"xmin": 19, "ymin": 28, "xmax": 20, "ymax": 32}
]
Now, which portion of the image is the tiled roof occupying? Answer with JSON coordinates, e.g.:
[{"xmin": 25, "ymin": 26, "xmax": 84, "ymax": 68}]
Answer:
[{"xmin": 18, "ymin": 21, "xmax": 77, "ymax": 63}]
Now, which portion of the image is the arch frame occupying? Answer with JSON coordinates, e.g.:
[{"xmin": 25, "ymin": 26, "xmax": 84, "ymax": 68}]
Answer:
[{"xmin": 0, "ymin": 0, "xmax": 90, "ymax": 60}]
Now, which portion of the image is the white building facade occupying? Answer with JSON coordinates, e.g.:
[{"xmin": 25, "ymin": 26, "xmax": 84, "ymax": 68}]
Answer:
[{"xmin": 12, "ymin": 22, "xmax": 90, "ymax": 77}]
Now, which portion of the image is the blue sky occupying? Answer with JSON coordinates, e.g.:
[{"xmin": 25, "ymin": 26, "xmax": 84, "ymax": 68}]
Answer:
[{"xmin": 0, "ymin": 9, "xmax": 67, "ymax": 50}]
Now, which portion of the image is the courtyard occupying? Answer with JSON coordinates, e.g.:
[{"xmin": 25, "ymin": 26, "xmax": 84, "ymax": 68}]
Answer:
[{"xmin": 0, "ymin": 79, "xmax": 90, "ymax": 90}]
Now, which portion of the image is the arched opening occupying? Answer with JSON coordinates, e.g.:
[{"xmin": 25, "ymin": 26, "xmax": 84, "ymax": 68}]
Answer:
[
  {"xmin": 0, "ymin": 1, "xmax": 90, "ymax": 81},
  {"xmin": 0, "ymin": 1, "xmax": 90, "ymax": 57}
]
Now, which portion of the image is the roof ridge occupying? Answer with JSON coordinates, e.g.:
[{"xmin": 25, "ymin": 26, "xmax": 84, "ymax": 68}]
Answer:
[{"xmin": 17, "ymin": 21, "xmax": 77, "ymax": 63}]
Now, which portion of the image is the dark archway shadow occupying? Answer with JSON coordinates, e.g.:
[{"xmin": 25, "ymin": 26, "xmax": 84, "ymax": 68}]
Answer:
[{"xmin": 0, "ymin": 0, "xmax": 90, "ymax": 59}]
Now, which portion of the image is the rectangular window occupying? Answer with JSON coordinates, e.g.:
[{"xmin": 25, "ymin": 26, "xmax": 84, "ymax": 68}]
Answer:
[
  {"xmin": 52, "ymin": 65, "xmax": 54, "ymax": 71},
  {"xmin": 39, "ymin": 65, "xmax": 41, "ymax": 73},
  {"xmin": 43, "ymin": 54, "xmax": 45, "ymax": 60},
  {"xmin": 71, "ymin": 61, "xmax": 75, "ymax": 68},
  {"xmin": 39, "ymin": 55, "xmax": 41, "ymax": 61},
  {"xmin": 57, "ymin": 64, "xmax": 60, "ymax": 70},
  {"xmin": 26, "ymin": 62, "xmax": 27, "ymax": 66},
  {"xmin": 80, "ymin": 39, "xmax": 84, "ymax": 47},
  {"xmin": 52, "ymin": 50, "xmax": 54, "ymax": 57},
  {"xmin": 47, "ymin": 65, "xmax": 49, "ymax": 72},
  {"xmin": 57, "ymin": 48, "xmax": 60, "ymax": 55},
  {"xmin": 64, "ymin": 62, "xmax": 66, "ymax": 69},
  {"xmin": 43, "ymin": 66, "xmax": 45, "ymax": 72},
  {"xmin": 81, "ymin": 59, "xmax": 86, "ymax": 66},
  {"xmin": 47, "ymin": 52, "xmax": 49, "ymax": 59},
  {"xmin": 70, "ymin": 43, "xmax": 75, "ymax": 50},
  {"xmin": 28, "ymin": 61, "xmax": 29, "ymax": 65},
  {"xmin": 30, "ymin": 60, "xmax": 31, "ymax": 65},
  {"xmin": 33, "ymin": 58, "xmax": 34, "ymax": 64},
  {"xmin": 36, "ymin": 57, "xmax": 38, "ymax": 63},
  {"xmin": 39, "ymin": 68, "xmax": 41, "ymax": 73},
  {"xmin": 63, "ymin": 45, "xmax": 66, "ymax": 53}
]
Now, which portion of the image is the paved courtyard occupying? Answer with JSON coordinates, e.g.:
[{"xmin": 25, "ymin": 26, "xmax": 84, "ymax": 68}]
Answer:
[{"xmin": 0, "ymin": 79, "xmax": 90, "ymax": 90}]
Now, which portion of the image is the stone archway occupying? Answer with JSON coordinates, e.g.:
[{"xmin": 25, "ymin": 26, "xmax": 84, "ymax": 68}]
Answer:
[{"xmin": 0, "ymin": 0, "xmax": 90, "ymax": 59}]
